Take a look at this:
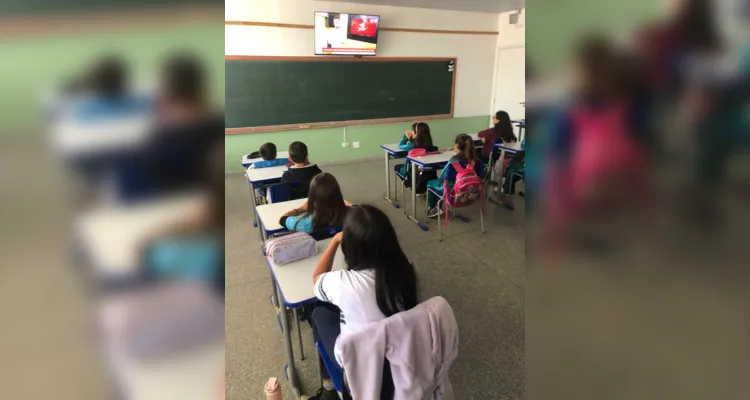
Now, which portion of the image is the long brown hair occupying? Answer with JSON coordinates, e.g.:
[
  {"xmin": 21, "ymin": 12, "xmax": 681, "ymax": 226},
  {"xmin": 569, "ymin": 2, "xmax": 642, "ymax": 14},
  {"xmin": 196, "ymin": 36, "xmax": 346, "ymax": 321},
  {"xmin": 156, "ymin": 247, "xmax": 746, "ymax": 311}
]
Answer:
[
  {"xmin": 494, "ymin": 111, "xmax": 517, "ymax": 143},
  {"xmin": 413, "ymin": 121, "xmax": 433, "ymax": 149},
  {"xmin": 454, "ymin": 134, "xmax": 476, "ymax": 161},
  {"xmin": 297, "ymin": 172, "xmax": 347, "ymax": 231}
]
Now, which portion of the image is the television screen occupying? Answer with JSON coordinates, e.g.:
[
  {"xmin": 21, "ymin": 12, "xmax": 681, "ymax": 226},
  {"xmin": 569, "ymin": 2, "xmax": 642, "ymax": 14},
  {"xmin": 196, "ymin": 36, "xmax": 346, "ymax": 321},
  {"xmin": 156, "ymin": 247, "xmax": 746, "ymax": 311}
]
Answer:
[{"xmin": 314, "ymin": 12, "xmax": 380, "ymax": 56}]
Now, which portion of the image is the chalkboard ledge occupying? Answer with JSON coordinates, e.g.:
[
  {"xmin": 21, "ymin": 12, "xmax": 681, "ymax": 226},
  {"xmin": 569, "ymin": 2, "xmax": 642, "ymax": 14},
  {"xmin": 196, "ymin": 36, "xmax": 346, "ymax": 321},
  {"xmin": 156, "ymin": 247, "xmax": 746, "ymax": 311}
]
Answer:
[{"xmin": 225, "ymin": 114, "xmax": 453, "ymax": 134}]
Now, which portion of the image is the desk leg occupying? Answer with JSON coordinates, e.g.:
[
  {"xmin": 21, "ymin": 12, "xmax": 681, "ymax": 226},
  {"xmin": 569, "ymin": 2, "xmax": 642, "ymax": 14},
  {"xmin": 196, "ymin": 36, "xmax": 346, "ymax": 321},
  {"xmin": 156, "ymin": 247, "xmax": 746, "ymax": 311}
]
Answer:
[
  {"xmin": 406, "ymin": 164, "xmax": 429, "ymax": 231},
  {"xmin": 249, "ymin": 181, "xmax": 264, "ymax": 241},
  {"xmin": 279, "ymin": 302, "xmax": 301, "ymax": 397},
  {"xmin": 383, "ymin": 151, "xmax": 399, "ymax": 208},
  {"xmin": 496, "ymin": 150, "xmax": 507, "ymax": 194}
]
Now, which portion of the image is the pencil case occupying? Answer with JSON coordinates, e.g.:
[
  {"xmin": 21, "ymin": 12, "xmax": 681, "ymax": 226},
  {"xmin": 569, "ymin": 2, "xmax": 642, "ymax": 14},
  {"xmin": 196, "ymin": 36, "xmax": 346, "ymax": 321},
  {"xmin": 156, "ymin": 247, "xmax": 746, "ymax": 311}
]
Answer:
[{"xmin": 265, "ymin": 232, "xmax": 317, "ymax": 265}]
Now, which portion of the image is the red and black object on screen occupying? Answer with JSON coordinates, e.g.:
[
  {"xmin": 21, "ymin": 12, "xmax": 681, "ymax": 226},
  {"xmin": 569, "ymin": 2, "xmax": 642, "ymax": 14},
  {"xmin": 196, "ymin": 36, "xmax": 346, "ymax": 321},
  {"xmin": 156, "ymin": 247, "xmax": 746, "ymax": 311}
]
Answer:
[{"xmin": 350, "ymin": 17, "xmax": 378, "ymax": 37}]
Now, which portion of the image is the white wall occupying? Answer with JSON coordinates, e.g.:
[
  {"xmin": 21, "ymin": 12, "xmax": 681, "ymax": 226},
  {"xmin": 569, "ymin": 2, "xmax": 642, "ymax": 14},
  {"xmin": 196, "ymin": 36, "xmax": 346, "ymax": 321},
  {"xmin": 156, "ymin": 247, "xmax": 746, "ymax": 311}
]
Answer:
[
  {"xmin": 225, "ymin": 0, "xmax": 499, "ymax": 118},
  {"xmin": 490, "ymin": 9, "xmax": 525, "ymax": 119}
]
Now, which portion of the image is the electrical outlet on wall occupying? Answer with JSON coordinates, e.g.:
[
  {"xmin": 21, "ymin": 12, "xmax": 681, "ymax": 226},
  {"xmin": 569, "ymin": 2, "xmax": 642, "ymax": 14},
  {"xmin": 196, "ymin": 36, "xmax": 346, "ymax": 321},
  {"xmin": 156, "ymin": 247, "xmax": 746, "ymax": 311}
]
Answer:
[
  {"xmin": 352, "ymin": 142, "xmax": 360, "ymax": 148},
  {"xmin": 342, "ymin": 142, "xmax": 350, "ymax": 147}
]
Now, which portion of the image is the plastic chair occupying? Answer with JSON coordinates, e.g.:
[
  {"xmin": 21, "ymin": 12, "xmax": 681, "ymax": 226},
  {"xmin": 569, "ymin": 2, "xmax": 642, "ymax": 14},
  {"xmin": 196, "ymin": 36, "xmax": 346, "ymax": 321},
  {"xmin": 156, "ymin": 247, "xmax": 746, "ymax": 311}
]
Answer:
[{"xmin": 427, "ymin": 181, "xmax": 485, "ymax": 242}]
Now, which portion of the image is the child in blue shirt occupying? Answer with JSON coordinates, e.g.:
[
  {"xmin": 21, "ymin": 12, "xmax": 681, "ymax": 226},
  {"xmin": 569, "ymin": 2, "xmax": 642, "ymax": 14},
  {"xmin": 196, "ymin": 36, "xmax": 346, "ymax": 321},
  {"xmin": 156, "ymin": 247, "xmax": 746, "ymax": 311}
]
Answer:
[
  {"xmin": 247, "ymin": 142, "xmax": 289, "ymax": 169},
  {"xmin": 279, "ymin": 172, "xmax": 352, "ymax": 233},
  {"xmin": 394, "ymin": 122, "xmax": 439, "ymax": 193},
  {"xmin": 426, "ymin": 134, "xmax": 486, "ymax": 218}
]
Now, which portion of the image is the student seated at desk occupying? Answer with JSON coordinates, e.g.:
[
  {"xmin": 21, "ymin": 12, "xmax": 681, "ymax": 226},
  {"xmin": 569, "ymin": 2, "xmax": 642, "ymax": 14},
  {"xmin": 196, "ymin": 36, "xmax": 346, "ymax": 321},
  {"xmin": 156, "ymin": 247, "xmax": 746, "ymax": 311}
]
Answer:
[
  {"xmin": 247, "ymin": 142, "xmax": 289, "ymax": 169},
  {"xmin": 279, "ymin": 173, "xmax": 351, "ymax": 234},
  {"xmin": 63, "ymin": 55, "xmax": 153, "ymax": 121},
  {"xmin": 309, "ymin": 205, "xmax": 418, "ymax": 399},
  {"xmin": 477, "ymin": 110, "xmax": 517, "ymax": 163},
  {"xmin": 427, "ymin": 134, "xmax": 486, "ymax": 218},
  {"xmin": 394, "ymin": 122, "xmax": 439, "ymax": 193},
  {"xmin": 281, "ymin": 141, "xmax": 322, "ymax": 200},
  {"xmin": 142, "ymin": 53, "xmax": 224, "ymax": 196},
  {"xmin": 397, "ymin": 121, "xmax": 423, "ymax": 151}
]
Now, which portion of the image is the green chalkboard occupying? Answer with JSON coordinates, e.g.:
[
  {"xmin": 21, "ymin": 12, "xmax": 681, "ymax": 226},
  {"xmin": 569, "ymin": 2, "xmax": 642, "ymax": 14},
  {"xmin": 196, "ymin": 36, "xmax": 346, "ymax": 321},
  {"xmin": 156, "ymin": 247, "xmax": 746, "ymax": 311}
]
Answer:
[
  {"xmin": 225, "ymin": 58, "xmax": 455, "ymax": 130},
  {"xmin": 2, "ymin": 0, "xmax": 219, "ymax": 15}
]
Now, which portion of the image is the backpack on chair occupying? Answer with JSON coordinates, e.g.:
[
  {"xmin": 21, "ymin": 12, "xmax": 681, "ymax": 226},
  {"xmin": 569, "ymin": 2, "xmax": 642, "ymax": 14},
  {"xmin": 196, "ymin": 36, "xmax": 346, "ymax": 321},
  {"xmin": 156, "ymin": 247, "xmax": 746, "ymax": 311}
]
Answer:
[{"xmin": 444, "ymin": 161, "xmax": 484, "ymax": 225}]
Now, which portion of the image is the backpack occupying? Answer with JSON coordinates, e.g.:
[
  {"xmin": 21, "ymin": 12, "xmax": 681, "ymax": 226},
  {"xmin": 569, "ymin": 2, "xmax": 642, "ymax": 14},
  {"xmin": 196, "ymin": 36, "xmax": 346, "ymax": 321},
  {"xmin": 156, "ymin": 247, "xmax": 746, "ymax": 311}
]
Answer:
[
  {"xmin": 445, "ymin": 161, "xmax": 483, "ymax": 224},
  {"xmin": 569, "ymin": 104, "xmax": 644, "ymax": 198}
]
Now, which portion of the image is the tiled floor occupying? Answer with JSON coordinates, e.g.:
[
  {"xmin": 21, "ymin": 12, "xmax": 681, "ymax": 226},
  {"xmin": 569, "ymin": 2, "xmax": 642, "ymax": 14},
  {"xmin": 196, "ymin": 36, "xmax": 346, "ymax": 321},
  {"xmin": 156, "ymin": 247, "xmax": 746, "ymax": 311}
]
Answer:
[{"xmin": 225, "ymin": 159, "xmax": 526, "ymax": 399}]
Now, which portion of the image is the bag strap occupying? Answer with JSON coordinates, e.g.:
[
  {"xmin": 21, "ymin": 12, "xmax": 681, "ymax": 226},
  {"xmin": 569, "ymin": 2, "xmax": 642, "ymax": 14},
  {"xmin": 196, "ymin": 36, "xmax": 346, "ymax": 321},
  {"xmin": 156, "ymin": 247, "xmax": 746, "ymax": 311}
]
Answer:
[{"xmin": 451, "ymin": 161, "xmax": 463, "ymax": 173}]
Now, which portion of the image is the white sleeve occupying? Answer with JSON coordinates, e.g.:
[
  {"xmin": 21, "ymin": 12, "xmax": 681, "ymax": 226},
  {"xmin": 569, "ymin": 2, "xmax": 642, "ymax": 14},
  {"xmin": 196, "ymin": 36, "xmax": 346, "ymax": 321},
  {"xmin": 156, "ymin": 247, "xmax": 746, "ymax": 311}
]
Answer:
[{"xmin": 314, "ymin": 270, "xmax": 343, "ymax": 306}]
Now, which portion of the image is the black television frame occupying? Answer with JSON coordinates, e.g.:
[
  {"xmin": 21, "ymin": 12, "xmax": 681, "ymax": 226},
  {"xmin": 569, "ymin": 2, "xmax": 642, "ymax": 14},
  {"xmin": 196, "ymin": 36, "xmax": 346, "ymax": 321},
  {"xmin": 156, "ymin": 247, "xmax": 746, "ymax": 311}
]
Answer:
[{"xmin": 314, "ymin": 11, "xmax": 380, "ymax": 56}]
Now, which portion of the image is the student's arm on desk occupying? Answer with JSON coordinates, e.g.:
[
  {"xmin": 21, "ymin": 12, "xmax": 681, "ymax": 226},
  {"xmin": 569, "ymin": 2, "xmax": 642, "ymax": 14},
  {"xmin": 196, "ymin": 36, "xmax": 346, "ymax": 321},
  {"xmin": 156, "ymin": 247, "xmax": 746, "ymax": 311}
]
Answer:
[
  {"xmin": 344, "ymin": 201, "xmax": 354, "ymax": 207},
  {"xmin": 281, "ymin": 201, "xmax": 308, "ymax": 218},
  {"xmin": 313, "ymin": 232, "xmax": 342, "ymax": 285}
]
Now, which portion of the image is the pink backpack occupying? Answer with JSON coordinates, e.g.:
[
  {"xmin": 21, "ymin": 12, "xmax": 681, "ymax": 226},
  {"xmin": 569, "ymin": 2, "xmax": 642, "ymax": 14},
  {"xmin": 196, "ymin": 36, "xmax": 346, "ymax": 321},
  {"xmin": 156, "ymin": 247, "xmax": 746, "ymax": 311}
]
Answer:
[
  {"xmin": 569, "ymin": 104, "xmax": 644, "ymax": 197},
  {"xmin": 444, "ymin": 161, "xmax": 484, "ymax": 225}
]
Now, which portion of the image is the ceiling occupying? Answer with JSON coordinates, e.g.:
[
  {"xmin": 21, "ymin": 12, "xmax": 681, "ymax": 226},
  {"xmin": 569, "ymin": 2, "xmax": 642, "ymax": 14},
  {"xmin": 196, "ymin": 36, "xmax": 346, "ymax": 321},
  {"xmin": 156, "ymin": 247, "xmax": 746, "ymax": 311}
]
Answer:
[{"xmin": 321, "ymin": 0, "xmax": 525, "ymax": 14}]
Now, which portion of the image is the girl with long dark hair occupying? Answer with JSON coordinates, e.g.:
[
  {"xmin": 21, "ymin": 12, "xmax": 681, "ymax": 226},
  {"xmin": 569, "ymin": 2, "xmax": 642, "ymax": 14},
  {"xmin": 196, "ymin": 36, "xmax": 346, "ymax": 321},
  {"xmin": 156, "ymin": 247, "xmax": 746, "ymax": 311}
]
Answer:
[
  {"xmin": 476, "ymin": 111, "xmax": 517, "ymax": 162},
  {"xmin": 279, "ymin": 172, "xmax": 351, "ymax": 233},
  {"xmin": 309, "ymin": 205, "xmax": 418, "ymax": 398}
]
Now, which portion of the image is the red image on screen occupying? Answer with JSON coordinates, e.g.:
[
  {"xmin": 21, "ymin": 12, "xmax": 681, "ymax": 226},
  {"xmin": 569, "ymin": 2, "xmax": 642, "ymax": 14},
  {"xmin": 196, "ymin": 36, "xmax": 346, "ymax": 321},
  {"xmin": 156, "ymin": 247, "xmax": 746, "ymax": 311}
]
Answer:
[{"xmin": 350, "ymin": 17, "xmax": 378, "ymax": 37}]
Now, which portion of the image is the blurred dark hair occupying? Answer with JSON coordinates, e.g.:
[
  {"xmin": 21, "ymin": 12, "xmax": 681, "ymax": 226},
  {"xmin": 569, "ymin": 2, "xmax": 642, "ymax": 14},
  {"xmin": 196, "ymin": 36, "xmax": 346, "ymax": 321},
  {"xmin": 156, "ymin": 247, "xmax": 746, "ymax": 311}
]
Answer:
[
  {"xmin": 454, "ymin": 133, "xmax": 476, "ymax": 161},
  {"xmin": 162, "ymin": 53, "xmax": 206, "ymax": 104},
  {"xmin": 89, "ymin": 56, "xmax": 127, "ymax": 99},
  {"xmin": 674, "ymin": 0, "xmax": 722, "ymax": 51},
  {"xmin": 260, "ymin": 143, "xmax": 277, "ymax": 161},
  {"xmin": 413, "ymin": 122, "xmax": 434, "ymax": 149},
  {"xmin": 494, "ymin": 111, "xmax": 517, "ymax": 143},
  {"xmin": 288, "ymin": 141, "xmax": 309, "ymax": 163},
  {"xmin": 341, "ymin": 205, "xmax": 418, "ymax": 317},
  {"xmin": 576, "ymin": 35, "xmax": 627, "ymax": 101},
  {"xmin": 297, "ymin": 173, "xmax": 347, "ymax": 231}
]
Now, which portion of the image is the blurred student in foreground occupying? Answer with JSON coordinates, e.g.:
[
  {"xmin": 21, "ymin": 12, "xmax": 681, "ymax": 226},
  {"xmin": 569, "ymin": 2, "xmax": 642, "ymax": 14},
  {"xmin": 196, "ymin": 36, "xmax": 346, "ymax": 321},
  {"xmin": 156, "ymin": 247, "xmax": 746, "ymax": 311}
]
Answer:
[
  {"xmin": 142, "ymin": 53, "xmax": 224, "ymax": 195},
  {"xmin": 543, "ymin": 35, "xmax": 648, "ymax": 255}
]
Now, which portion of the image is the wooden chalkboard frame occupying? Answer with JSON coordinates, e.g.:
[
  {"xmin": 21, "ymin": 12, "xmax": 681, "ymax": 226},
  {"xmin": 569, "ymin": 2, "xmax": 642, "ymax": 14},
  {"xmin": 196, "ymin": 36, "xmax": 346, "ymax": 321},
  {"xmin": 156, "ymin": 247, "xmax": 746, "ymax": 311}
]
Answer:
[{"xmin": 224, "ymin": 55, "xmax": 457, "ymax": 134}]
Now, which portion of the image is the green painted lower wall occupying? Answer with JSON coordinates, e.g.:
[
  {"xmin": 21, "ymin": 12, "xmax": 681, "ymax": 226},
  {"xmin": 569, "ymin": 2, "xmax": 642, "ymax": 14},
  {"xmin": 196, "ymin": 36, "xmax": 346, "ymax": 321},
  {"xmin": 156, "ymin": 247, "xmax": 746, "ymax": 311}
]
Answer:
[
  {"xmin": 0, "ymin": 23, "xmax": 224, "ymax": 136},
  {"xmin": 225, "ymin": 115, "xmax": 490, "ymax": 172}
]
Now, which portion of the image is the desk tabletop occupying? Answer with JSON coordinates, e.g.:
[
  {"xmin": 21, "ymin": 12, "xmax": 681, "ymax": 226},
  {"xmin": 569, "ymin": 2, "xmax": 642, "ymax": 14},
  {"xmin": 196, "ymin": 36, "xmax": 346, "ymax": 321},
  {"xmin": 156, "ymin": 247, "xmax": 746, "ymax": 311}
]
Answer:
[
  {"xmin": 242, "ymin": 151, "xmax": 290, "ymax": 167},
  {"xmin": 107, "ymin": 340, "xmax": 224, "ymax": 400},
  {"xmin": 76, "ymin": 193, "xmax": 206, "ymax": 276},
  {"xmin": 267, "ymin": 238, "xmax": 347, "ymax": 307},
  {"xmin": 380, "ymin": 143, "xmax": 408, "ymax": 155},
  {"xmin": 51, "ymin": 115, "xmax": 153, "ymax": 157},
  {"xmin": 245, "ymin": 165, "xmax": 287, "ymax": 184},
  {"xmin": 257, "ymin": 198, "xmax": 307, "ymax": 234},
  {"xmin": 407, "ymin": 150, "xmax": 456, "ymax": 167},
  {"xmin": 494, "ymin": 141, "xmax": 524, "ymax": 152}
]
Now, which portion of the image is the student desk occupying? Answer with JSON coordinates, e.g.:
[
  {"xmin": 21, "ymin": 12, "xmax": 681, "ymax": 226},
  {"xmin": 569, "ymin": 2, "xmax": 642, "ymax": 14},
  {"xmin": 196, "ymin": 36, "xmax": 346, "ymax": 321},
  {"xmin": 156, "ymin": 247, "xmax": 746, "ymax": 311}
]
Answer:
[
  {"xmin": 245, "ymin": 165, "xmax": 288, "ymax": 239},
  {"xmin": 265, "ymin": 238, "xmax": 346, "ymax": 398},
  {"xmin": 241, "ymin": 151, "xmax": 290, "ymax": 168},
  {"xmin": 75, "ymin": 193, "xmax": 206, "ymax": 287},
  {"xmin": 379, "ymin": 143, "xmax": 410, "ymax": 208},
  {"xmin": 105, "ymin": 339, "xmax": 224, "ymax": 400},
  {"xmin": 489, "ymin": 141, "xmax": 524, "ymax": 189},
  {"xmin": 256, "ymin": 198, "xmax": 307, "ymax": 241},
  {"xmin": 381, "ymin": 134, "xmax": 480, "ymax": 209},
  {"xmin": 405, "ymin": 151, "xmax": 457, "ymax": 231},
  {"xmin": 51, "ymin": 115, "xmax": 153, "ymax": 160},
  {"xmin": 256, "ymin": 197, "xmax": 307, "ymax": 309}
]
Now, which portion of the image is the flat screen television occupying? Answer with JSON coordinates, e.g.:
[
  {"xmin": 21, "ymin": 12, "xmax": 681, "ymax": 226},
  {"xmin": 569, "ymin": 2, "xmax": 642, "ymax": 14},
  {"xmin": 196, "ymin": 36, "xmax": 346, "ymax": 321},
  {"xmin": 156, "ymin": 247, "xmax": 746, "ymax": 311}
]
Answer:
[{"xmin": 314, "ymin": 12, "xmax": 380, "ymax": 56}]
